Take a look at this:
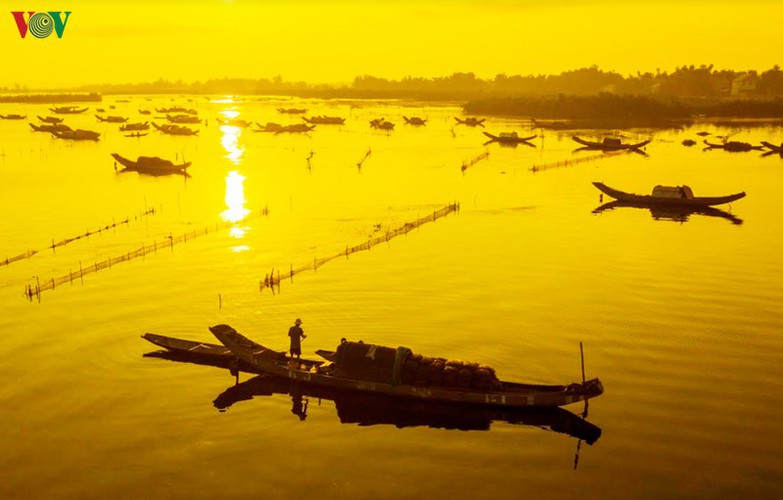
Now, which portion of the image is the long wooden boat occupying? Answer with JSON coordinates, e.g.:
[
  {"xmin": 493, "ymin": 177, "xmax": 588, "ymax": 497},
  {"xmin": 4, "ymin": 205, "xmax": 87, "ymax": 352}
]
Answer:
[
  {"xmin": 30, "ymin": 123, "xmax": 72, "ymax": 133},
  {"xmin": 455, "ymin": 117, "xmax": 485, "ymax": 127},
  {"xmin": 761, "ymin": 141, "xmax": 782, "ymax": 153},
  {"xmin": 51, "ymin": 129, "xmax": 100, "ymax": 141},
  {"xmin": 593, "ymin": 200, "xmax": 743, "ymax": 225},
  {"xmin": 50, "ymin": 106, "xmax": 88, "ymax": 114},
  {"xmin": 0, "ymin": 114, "xmax": 26, "ymax": 120},
  {"xmin": 37, "ymin": 115, "xmax": 64, "ymax": 124},
  {"xmin": 275, "ymin": 123, "xmax": 315, "ymax": 134},
  {"xmin": 151, "ymin": 122, "xmax": 199, "ymax": 136},
  {"xmin": 703, "ymin": 140, "xmax": 763, "ymax": 152},
  {"xmin": 593, "ymin": 182, "xmax": 746, "ymax": 207},
  {"xmin": 483, "ymin": 131, "xmax": 537, "ymax": 144},
  {"xmin": 95, "ymin": 115, "xmax": 129, "ymax": 123},
  {"xmin": 572, "ymin": 136, "xmax": 650, "ymax": 150},
  {"xmin": 166, "ymin": 114, "xmax": 201, "ymax": 124},
  {"xmin": 253, "ymin": 122, "xmax": 284, "ymax": 133},
  {"xmin": 141, "ymin": 334, "xmax": 600, "ymax": 441},
  {"xmin": 302, "ymin": 115, "xmax": 345, "ymax": 125},
  {"xmin": 111, "ymin": 153, "xmax": 190, "ymax": 174},
  {"xmin": 119, "ymin": 122, "xmax": 150, "ymax": 131},
  {"xmin": 155, "ymin": 107, "xmax": 196, "ymax": 115},
  {"xmin": 277, "ymin": 107, "xmax": 307, "ymax": 114},
  {"xmin": 370, "ymin": 118, "xmax": 394, "ymax": 130},
  {"xmin": 403, "ymin": 116, "xmax": 427, "ymax": 125},
  {"xmin": 208, "ymin": 324, "xmax": 604, "ymax": 409}
]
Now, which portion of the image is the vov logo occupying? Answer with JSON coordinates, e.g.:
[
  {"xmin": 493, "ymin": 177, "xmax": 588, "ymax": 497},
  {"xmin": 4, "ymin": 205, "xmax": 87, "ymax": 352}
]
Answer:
[{"xmin": 11, "ymin": 11, "xmax": 71, "ymax": 39}]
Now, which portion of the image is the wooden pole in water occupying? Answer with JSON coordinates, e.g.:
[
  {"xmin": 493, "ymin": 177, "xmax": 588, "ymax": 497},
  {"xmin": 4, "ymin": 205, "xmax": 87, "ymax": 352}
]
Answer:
[{"xmin": 580, "ymin": 341, "xmax": 586, "ymax": 384}]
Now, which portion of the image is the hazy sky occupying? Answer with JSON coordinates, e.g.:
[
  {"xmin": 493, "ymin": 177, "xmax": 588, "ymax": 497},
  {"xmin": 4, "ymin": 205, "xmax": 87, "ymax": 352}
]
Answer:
[{"xmin": 2, "ymin": 0, "xmax": 781, "ymax": 88}]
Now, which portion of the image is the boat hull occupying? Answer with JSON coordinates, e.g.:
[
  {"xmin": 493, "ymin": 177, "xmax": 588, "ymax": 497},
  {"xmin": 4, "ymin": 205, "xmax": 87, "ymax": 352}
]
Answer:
[{"xmin": 593, "ymin": 182, "xmax": 745, "ymax": 207}]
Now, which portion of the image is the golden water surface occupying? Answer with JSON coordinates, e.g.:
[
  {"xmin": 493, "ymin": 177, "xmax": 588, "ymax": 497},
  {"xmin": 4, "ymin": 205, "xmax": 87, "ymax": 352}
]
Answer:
[{"xmin": 1, "ymin": 97, "xmax": 782, "ymax": 499}]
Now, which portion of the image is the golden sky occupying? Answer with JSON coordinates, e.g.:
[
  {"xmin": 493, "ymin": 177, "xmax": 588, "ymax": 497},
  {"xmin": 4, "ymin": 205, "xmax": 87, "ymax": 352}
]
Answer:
[{"xmin": 2, "ymin": 0, "xmax": 781, "ymax": 88}]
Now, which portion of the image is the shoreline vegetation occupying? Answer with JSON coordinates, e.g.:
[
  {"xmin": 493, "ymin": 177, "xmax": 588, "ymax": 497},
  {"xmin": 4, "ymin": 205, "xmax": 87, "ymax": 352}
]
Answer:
[{"xmin": 3, "ymin": 66, "xmax": 783, "ymax": 127}]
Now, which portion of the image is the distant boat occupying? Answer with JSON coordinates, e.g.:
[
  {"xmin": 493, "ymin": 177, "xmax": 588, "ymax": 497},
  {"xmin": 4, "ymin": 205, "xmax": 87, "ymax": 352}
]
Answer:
[
  {"xmin": 111, "ymin": 153, "xmax": 190, "ymax": 175},
  {"xmin": 572, "ymin": 136, "xmax": 650, "ymax": 151},
  {"xmin": 138, "ymin": 109, "xmax": 151, "ymax": 115},
  {"xmin": 0, "ymin": 114, "xmax": 26, "ymax": 120},
  {"xmin": 403, "ymin": 116, "xmax": 427, "ymax": 125},
  {"xmin": 275, "ymin": 123, "xmax": 315, "ymax": 134},
  {"xmin": 592, "ymin": 182, "xmax": 746, "ymax": 207},
  {"xmin": 302, "ymin": 115, "xmax": 345, "ymax": 125},
  {"xmin": 370, "ymin": 118, "xmax": 394, "ymax": 130},
  {"xmin": 123, "ymin": 132, "xmax": 148, "ymax": 138},
  {"xmin": 253, "ymin": 122, "xmax": 285, "ymax": 133},
  {"xmin": 151, "ymin": 122, "xmax": 199, "ymax": 136},
  {"xmin": 37, "ymin": 115, "xmax": 64, "ymax": 124},
  {"xmin": 119, "ymin": 122, "xmax": 150, "ymax": 131},
  {"xmin": 49, "ymin": 106, "xmax": 88, "ymax": 114},
  {"xmin": 29, "ymin": 123, "xmax": 72, "ymax": 133},
  {"xmin": 166, "ymin": 114, "xmax": 200, "ymax": 124},
  {"xmin": 277, "ymin": 107, "xmax": 307, "ymax": 114},
  {"xmin": 95, "ymin": 115, "xmax": 129, "ymax": 123},
  {"xmin": 51, "ymin": 129, "xmax": 100, "ymax": 141},
  {"xmin": 454, "ymin": 117, "xmax": 485, "ymax": 127},
  {"xmin": 703, "ymin": 140, "xmax": 763, "ymax": 152},
  {"xmin": 682, "ymin": 139, "xmax": 697, "ymax": 147},
  {"xmin": 483, "ymin": 131, "xmax": 536, "ymax": 144},
  {"xmin": 156, "ymin": 107, "xmax": 197, "ymax": 115}
]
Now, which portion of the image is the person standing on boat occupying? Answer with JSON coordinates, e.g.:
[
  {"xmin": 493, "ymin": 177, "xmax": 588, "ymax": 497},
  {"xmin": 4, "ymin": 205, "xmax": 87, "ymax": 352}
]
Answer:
[{"xmin": 288, "ymin": 318, "xmax": 306, "ymax": 358}]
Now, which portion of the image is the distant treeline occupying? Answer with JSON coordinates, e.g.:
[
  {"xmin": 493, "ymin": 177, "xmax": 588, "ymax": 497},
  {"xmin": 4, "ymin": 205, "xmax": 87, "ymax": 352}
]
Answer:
[
  {"xmin": 70, "ymin": 65, "xmax": 783, "ymax": 101},
  {"xmin": 0, "ymin": 92, "xmax": 101, "ymax": 103}
]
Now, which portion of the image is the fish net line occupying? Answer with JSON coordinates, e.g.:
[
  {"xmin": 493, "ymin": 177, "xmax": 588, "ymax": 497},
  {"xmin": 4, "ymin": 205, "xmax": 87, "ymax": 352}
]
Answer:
[
  {"xmin": 530, "ymin": 150, "xmax": 625, "ymax": 173},
  {"xmin": 2, "ymin": 207, "xmax": 158, "ymax": 268},
  {"xmin": 460, "ymin": 151, "xmax": 490, "ymax": 172},
  {"xmin": 25, "ymin": 208, "xmax": 269, "ymax": 301},
  {"xmin": 261, "ymin": 202, "xmax": 460, "ymax": 292}
]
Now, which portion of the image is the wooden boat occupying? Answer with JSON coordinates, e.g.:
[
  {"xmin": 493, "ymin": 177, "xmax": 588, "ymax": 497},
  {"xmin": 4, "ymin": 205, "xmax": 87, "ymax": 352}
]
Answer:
[
  {"xmin": 370, "ymin": 118, "xmax": 394, "ymax": 130},
  {"xmin": 592, "ymin": 182, "xmax": 745, "ymax": 207},
  {"xmin": 0, "ymin": 114, "xmax": 26, "ymax": 120},
  {"xmin": 166, "ymin": 114, "xmax": 200, "ymax": 124},
  {"xmin": 682, "ymin": 139, "xmax": 697, "ymax": 147},
  {"xmin": 51, "ymin": 129, "xmax": 100, "ymax": 141},
  {"xmin": 151, "ymin": 122, "xmax": 199, "ymax": 136},
  {"xmin": 50, "ymin": 106, "xmax": 88, "ymax": 114},
  {"xmin": 30, "ymin": 123, "xmax": 72, "ymax": 133},
  {"xmin": 123, "ymin": 132, "xmax": 148, "ymax": 138},
  {"xmin": 156, "ymin": 107, "xmax": 197, "ymax": 115},
  {"xmin": 275, "ymin": 123, "xmax": 315, "ymax": 134},
  {"xmin": 277, "ymin": 107, "xmax": 307, "ymax": 114},
  {"xmin": 454, "ymin": 117, "xmax": 485, "ymax": 127},
  {"xmin": 37, "ymin": 115, "xmax": 64, "ymax": 124},
  {"xmin": 761, "ymin": 141, "xmax": 782, "ymax": 153},
  {"xmin": 702, "ymin": 140, "xmax": 763, "ymax": 152},
  {"xmin": 482, "ymin": 131, "xmax": 537, "ymax": 144},
  {"xmin": 95, "ymin": 115, "xmax": 129, "ymax": 123},
  {"xmin": 111, "ymin": 153, "xmax": 190, "ymax": 175},
  {"xmin": 302, "ymin": 115, "xmax": 345, "ymax": 125},
  {"xmin": 253, "ymin": 122, "xmax": 285, "ymax": 133},
  {"xmin": 593, "ymin": 200, "xmax": 743, "ymax": 225},
  {"xmin": 140, "ymin": 334, "xmax": 601, "ymax": 441},
  {"xmin": 206, "ymin": 324, "xmax": 604, "ymax": 409},
  {"xmin": 119, "ymin": 122, "xmax": 150, "ymax": 132},
  {"xmin": 403, "ymin": 116, "xmax": 427, "ymax": 125},
  {"xmin": 139, "ymin": 109, "xmax": 152, "ymax": 115},
  {"xmin": 572, "ymin": 136, "xmax": 650, "ymax": 150}
]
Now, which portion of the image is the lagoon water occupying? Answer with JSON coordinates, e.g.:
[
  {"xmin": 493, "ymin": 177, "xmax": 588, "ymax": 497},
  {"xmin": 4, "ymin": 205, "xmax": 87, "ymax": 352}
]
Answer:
[{"xmin": 1, "ymin": 97, "xmax": 782, "ymax": 499}]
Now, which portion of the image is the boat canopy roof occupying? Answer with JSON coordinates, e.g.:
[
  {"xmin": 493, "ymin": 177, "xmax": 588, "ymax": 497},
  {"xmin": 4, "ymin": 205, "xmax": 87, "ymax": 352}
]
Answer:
[{"xmin": 652, "ymin": 185, "xmax": 694, "ymax": 199}]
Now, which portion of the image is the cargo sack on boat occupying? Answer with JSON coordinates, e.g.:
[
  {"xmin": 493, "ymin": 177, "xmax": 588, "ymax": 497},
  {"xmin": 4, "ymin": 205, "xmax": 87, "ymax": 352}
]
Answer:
[{"xmin": 334, "ymin": 341, "xmax": 411, "ymax": 384}]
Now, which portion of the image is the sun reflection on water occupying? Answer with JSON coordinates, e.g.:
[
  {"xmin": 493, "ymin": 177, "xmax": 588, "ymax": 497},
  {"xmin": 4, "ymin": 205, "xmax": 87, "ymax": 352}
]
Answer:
[{"xmin": 222, "ymin": 169, "xmax": 251, "ymax": 225}]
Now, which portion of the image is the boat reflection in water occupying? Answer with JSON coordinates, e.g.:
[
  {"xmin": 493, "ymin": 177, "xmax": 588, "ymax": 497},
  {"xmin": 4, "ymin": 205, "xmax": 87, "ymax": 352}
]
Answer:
[
  {"xmin": 144, "ymin": 350, "xmax": 601, "ymax": 443},
  {"xmin": 593, "ymin": 200, "xmax": 743, "ymax": 225}
]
